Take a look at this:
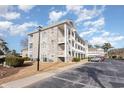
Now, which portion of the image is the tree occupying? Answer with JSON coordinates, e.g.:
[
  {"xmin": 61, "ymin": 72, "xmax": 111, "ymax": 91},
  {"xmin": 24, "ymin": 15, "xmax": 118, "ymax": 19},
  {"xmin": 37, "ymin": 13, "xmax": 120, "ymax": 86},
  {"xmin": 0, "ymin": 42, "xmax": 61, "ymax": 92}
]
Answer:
[
  {"xmin": 11, "ymin": 49, "xmax": 20, "ymax": 56},
  {"xmin": 0, "ymin": 38, "xmax": 9, "ymax": 64},
  {"xmin": 0, "ymin": 38, "xmax": 9, "ymax": 54},
  {"xmin": 11, "ymin": 50, "xmax": 16, "ymax": 55},
  {"xmin": 94, "ymin": 45, "xmax": 101, "ymax": 48},
  {"xmin": 20, "ymin": 37, "xmax": 28, "ymax": 49},
  {"xmin": 102, "ymin": 43, "xmax": 113, "ymax": 52},
  {"xmin": 88, "ymin": 44, "xmax": 93, "ymax": 48}
]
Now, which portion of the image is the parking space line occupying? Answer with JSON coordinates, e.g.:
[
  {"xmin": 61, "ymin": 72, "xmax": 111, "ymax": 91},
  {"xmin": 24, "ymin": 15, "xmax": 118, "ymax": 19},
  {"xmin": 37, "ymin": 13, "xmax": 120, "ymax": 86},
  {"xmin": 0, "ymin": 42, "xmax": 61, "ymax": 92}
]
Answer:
[{"xmin": 53, "ymin": 76, "xmax": 95, "ymax": 87}]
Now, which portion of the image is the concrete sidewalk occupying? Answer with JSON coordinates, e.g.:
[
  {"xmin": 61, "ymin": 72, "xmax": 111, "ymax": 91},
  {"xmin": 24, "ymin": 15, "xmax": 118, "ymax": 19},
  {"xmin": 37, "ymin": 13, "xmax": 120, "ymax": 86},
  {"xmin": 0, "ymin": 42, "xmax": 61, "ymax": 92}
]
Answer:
[{"xmin": 1, "ymin": 61, "xmax": 87, "ymax": 88}]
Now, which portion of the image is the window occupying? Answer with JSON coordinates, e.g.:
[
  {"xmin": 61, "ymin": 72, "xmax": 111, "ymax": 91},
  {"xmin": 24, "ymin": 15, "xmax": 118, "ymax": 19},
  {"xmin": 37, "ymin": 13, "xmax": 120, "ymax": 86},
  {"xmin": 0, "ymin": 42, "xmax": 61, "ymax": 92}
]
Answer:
[
  {"xmin": 30, "ymin": 34, "xmax": 33, "ymax": 37},
  {"xmin": 42, "ymin": 31, "xmax": 46, "ymax": 39},
  {"xmin": 72, "ymin": 40, "xmax": 74, "ymax": 47},
  {"xmin": 51, "ymin": 40, "xmax": 54, "ymax": 48},
  {"xmin": 72, "ymin": 32, "xmax": 74, "ymax": 37},
  {"xmin": 68, "ymin": 28, "xmax": 70, "ymax": 37},
  {"xmin": 41, "ymin": 42, "xmax": 46, "ymax": 49},
  {"xmin": 30, "ymin": 54, "xmax": 32, "ymax": 58},
  {"xmin": 69, "ymin": 51, "xmax": 71, "ymax": 56},
  {"xmin": 72, "ymin": 51, "xmax": 74, "ymax": 56},
  {"xmin": 29, "ymin": 43, "xmax": 33, "ymax": 49}
]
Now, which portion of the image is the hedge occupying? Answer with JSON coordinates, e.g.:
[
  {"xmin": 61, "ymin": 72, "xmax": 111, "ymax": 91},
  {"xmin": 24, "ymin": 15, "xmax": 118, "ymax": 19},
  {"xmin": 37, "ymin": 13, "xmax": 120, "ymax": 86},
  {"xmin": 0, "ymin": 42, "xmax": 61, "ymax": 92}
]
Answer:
[
  {"xmin": 23, "ymin": 57, "xmax": 30, "ymax": 61},
  {"xmin": 0, "ymin": 58, "xmax": 5, "ymax": 64},
  {"xmin": 5, "ymin": 55, "xmax": 24, "ymax": 67},
  {"xmin": 72, "ymin": 57, "xmax": 80, "ymax": 62}
]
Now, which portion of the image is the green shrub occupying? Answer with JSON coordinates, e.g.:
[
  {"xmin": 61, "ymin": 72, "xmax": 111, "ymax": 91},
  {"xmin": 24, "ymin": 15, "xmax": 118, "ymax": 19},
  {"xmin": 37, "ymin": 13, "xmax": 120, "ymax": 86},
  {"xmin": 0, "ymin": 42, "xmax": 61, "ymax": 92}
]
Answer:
[
  {"xmin": 23, "ymin": 57, "xmax": 30, "ymax": 61},
  {"xmin": 0, "ymin": 58, "xmax": 5, "ymax": 64},
  {"xmin": 5, "ymin": 55, "xmax": 24, "ymax": 67},
  {"xmin": 117, "ymin": 56, "xmax": 124, "ymax": 60},
  {"xmin": 88, "ymin": 57, "xmax": 92, "ymax": 61},
  {"xmin": 112, "ymin": 56, "xmax": 117, "ymax": 59},
  {"xmin": 72, "ymin": 57, "xmax": 80, "ymax": 62},
  {"xmin": 81, "ymin": 58, "xmax": 84, "ymax": 60}
]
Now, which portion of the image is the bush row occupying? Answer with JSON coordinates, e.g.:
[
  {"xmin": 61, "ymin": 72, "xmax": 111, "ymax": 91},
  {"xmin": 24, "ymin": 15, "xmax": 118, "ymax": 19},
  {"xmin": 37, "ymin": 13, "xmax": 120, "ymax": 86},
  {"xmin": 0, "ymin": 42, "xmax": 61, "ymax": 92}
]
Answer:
[
  {"xmin": 23, "ymin": 57, "xmax": 30, "ymax": 61},
  {"xmin": 5, "ymin": 55, "xmax": 24, "ymax": 67},
  {"xmin": 72, "ymin": 58, "xmax": 80, "ymax": 62},
  {"xmin": 5, "ymin": 55, "xmax": 30, "ymax": 67},
  {"xmin": 109, "ymin": 56, "xmax": 124, "ymax": 60}
]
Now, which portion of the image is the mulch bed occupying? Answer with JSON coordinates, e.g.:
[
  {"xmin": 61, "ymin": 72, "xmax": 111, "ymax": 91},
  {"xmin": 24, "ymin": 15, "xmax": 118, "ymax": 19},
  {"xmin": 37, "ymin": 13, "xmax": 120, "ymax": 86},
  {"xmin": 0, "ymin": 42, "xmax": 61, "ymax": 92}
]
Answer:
[{"xmin": 0, "ymin": 65, "xmax": 20, "ymax": 79}]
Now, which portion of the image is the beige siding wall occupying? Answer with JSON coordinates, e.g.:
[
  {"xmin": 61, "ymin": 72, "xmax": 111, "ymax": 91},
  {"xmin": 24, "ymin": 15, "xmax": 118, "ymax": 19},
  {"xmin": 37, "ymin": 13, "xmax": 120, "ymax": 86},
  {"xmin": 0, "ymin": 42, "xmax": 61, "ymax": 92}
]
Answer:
[
  {"xmin": 28, "ymin": 20, "xmax": 87, "ymax": 62},
  {"xmin": 32, "ymin": 32, "xmax": 39, "ymax": 59},
  {"xmin": 30, "ymin": 26, "xmax": 64, "ymax": 62},
  {"xmin": 21, "ymin": 49, "xmax": 28, "ymax": 57}
]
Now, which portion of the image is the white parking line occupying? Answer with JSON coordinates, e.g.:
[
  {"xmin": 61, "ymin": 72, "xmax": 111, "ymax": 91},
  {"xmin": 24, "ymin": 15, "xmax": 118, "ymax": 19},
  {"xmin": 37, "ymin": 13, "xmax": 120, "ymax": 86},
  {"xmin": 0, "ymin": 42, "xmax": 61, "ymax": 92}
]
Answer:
[{"xmin": 53, "ymin": 76, "xmax": 95, "ymax": 87}]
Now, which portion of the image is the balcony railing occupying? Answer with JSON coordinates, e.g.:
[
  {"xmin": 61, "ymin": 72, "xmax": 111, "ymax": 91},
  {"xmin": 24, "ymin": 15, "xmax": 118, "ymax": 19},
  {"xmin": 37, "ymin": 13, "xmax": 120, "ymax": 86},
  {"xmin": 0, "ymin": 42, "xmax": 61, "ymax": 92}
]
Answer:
[
  {"xmin": 58, "ymin": 38, "xmax": 64, "ymax": 44},
  {"xmin": 29, "ymin": 38, "xmax": 33, "ymax": 43},
  {"xmin": 58, "ymin": 50, "xmax": 64, "ymax": 57}
]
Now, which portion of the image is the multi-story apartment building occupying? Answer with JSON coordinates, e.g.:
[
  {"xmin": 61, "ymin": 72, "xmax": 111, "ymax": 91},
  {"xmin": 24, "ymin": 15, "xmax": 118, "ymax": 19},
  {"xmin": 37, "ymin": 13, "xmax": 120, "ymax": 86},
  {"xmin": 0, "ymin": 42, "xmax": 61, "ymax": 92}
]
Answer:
[
  {"xmin": 108, "ymin": 48, "xmax": 124, "ymax": 59},
  {"xmin": 88, "ymin": 48, "xmax": 105, "ymax": 57},
  {"xmin": 28, "ymin": 20, "xmax": 88, "ymax": 62},
  {"xmin": 21, "ymin": 48, "xmax": 28, "ymax": 57}
]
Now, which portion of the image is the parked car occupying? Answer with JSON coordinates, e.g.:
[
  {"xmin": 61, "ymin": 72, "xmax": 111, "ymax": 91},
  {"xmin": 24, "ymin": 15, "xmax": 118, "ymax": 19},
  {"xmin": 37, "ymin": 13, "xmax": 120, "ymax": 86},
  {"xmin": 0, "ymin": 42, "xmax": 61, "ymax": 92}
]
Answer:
[
  {"xmin": 100, "ymin": 57, "xmax": 105, "ymax": 61},
  {"xmin": 90, "ymin": 57, "xmax": 101, "ymax": 62},
  {"xmin": 90, "ymin": 56, "xmax": 105, "ymax": 62}
]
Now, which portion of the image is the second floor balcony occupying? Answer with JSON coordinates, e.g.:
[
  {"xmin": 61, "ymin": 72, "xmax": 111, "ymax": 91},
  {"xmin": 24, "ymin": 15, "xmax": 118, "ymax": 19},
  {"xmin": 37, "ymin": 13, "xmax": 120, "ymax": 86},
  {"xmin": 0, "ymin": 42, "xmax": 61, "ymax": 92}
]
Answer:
[
  {"xmin": 58, "ymin": 38, "xmax": 64, "ymax": 44},
  {"xmin": 58, "ymin": 50, "xmax": 64, "ymax": 57}
]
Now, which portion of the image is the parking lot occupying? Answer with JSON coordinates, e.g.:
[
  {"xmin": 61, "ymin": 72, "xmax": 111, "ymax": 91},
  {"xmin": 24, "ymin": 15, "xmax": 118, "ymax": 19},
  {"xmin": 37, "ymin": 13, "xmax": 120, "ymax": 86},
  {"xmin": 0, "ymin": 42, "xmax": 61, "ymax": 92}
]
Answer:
[{"xmin": 27, "ymin": 59, "xmax": 124, "ymax": 88}]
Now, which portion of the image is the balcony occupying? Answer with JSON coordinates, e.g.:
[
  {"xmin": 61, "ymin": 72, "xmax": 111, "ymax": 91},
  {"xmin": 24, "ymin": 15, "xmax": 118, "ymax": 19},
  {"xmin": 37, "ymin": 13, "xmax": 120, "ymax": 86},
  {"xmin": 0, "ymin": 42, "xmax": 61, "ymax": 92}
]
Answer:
[
  {"xmin": 58, "ymin": 50, "xmax": 64, "ymax": 57},
  {"xmin": 58, "ymin": 38, "xmax": 64, "ymax": 44},
  {"xmin": 29, "ymin": 37, "xmax": 33, "ymax": 43}
]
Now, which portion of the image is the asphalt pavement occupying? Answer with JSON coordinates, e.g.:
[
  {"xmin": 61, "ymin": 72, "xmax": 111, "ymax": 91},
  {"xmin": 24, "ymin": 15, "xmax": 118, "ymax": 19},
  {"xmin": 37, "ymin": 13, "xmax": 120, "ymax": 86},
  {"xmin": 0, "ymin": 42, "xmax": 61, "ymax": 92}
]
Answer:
[{"xmin": 27, "ymin": 59, "xmax": 124, "ymax": 88}]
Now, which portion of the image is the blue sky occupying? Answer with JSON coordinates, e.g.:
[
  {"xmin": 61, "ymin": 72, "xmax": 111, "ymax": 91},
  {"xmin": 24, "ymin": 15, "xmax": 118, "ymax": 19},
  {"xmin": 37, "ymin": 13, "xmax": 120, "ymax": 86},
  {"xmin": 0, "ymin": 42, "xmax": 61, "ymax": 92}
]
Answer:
[{"xmin": 0, "ymin": 5, "xmax": 124, "ymax": 52}]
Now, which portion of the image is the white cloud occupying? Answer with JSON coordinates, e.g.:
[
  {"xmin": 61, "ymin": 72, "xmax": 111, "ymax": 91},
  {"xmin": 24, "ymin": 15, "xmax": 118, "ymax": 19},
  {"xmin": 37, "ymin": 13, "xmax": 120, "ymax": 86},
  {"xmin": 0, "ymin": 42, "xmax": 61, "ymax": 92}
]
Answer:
[
  {"xmin": 0, "ymin": 5, "xmax": 20, "ymax": 20},
  {"xmin": 0, "ymin": 5, "xmax": 11, "ymax": 14},
  {"xmin": 0, "ymin": 21, "xmax": 38, "ymax": 36},
  {"xmin": 89, "ymin": 31, "xmax": 124, "ymax": 46},
  {"xmin": 48, "ymin": 10, "xmax": 66, "ymax": 23},
  {"xmin": 66, "ymin": 5, "xmax": 83, "ymax": 14},
  {"xmin": 101, "ymin": 31, "xmax": 110, "ymax": 37},
  {"xmin": 80, "ymin": 17, "xmax": 105, "ymax": 37},
  {"xmin": 18, "ymin": 5, "xmax": 35, "ymax": 12},
  {"xmin": 9, "ymin": 22, "xmax": 38, "ymax": 36},
  {"xmin": 80, "ymin": 29, "xmax": 97, "ymax": 37},
  {"xmin": 89, "ymin": 36, "xmax": 107, "ymax": 46},
  {"xmin": 83, "ymin": 17, "xmax": 105, "ymax": 28},
  {"xmin": 75, "ymin": 6, "xmax": 105, "ymax": 23},
  {"xmin": 1, "ymin": 12, "xmax": 20, "ymax": 20},
  {"xmin": 0, "ymin": 33, "xmax": 4, "ymax": 37},
  {"xmin": 0, "ymin": 21, "xmax": 13, "ymax": 30}
]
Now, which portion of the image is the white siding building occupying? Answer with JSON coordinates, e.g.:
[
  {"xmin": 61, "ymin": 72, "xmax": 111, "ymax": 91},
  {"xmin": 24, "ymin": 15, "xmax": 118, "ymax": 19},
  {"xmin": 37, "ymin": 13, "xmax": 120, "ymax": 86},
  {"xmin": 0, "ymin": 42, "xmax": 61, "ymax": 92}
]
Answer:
[
  {"xmin": 28, "ymin": 20, "xmax": 88, "ymax": 62},
  {"xmin": 88, "ymin": 48, "xmax": 105, "ymax": 57}
]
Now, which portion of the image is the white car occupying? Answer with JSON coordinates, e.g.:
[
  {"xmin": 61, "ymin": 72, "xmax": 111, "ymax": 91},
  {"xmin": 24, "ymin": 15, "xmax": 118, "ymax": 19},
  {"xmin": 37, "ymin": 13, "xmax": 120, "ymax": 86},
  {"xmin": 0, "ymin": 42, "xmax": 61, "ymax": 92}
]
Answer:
[{"xmin": 90, "ymin": 57, "xmax": 101, "ymax": 62}]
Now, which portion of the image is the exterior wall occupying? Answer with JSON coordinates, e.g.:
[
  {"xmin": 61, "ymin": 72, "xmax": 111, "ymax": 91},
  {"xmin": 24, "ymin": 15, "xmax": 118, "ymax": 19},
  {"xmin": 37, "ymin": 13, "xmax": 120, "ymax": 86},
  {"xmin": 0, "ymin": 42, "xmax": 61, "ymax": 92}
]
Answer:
[
  {"xmin": 108, "ymin": 48, "xmax": 124, "ymax": 59},
  {"xmin": 28, "ymin": 27, "xmax": 59, "ymax": 62},
  {"xmin": 21, "ymin": 48, "xmax": 28, "ymax": 57},
  {"xmin": 88, "ymin": 48, "xmax": 105, "ymax": 57},
  {"xmin": 28, "ymin": 20, "xmax": 87, "ymax": 62}
]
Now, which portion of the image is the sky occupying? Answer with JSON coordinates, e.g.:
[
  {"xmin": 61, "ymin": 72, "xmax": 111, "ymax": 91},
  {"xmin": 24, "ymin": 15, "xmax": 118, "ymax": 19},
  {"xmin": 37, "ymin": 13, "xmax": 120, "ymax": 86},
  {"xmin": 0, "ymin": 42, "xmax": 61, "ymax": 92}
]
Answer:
[{"xmin": 0, "ymin": 5, "xmax": 124, "ymax": 52}]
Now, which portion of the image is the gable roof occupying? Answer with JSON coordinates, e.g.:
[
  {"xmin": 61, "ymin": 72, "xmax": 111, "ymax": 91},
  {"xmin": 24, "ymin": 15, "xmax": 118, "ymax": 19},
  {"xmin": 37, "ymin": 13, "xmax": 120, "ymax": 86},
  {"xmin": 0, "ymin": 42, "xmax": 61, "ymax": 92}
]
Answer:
[{"xmin": 28, "ymin": 19, "xmax": 74, "ymax": 35}]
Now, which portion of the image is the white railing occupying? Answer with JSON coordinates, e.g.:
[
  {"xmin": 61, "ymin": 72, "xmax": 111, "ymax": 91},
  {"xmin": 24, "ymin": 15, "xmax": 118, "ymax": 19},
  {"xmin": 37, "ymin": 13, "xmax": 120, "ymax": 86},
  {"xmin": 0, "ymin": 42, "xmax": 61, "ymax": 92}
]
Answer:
[
  {"xmin": 58, "ymin": 50, "xmax": 64, "ymax": 56},
  {"xmin": 58, "ymin": 38, "xmax": 64, "ymax": 43}
]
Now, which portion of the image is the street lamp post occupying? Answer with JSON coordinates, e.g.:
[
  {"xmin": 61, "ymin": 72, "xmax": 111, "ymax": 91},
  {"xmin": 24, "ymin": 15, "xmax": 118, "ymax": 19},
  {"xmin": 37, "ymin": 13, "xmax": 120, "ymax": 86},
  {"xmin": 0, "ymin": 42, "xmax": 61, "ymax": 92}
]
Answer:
[{"xmin": 37, "ymin": 26, "xmax": 42, "ymax": 71}]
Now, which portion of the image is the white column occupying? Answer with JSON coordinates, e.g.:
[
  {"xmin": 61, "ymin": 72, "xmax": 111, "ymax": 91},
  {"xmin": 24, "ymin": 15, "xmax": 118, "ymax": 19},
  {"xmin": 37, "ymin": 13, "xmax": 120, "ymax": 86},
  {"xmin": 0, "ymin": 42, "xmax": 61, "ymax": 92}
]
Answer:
[
  {"xmin": 28, "ymin": 36, "xmax": 30, "ymax": 58},
  {"xmin": 64, "ymin": 24, "xmax": 67, "ymax": 62}
]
